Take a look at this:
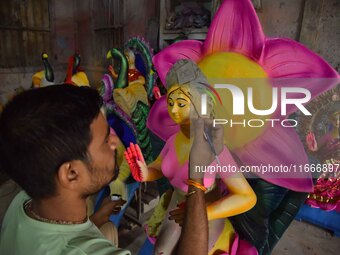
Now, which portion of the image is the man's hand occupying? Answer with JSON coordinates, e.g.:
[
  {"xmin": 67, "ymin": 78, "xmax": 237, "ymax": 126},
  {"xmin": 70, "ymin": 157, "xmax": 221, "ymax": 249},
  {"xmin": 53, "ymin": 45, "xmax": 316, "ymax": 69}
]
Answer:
[
  {"xmin": 90, "ymin": 197, "xmax": 126, "ymax": 228},
  {"xmin": 189, "ymin": 117, "xmax": 224, "ymax": 181}
]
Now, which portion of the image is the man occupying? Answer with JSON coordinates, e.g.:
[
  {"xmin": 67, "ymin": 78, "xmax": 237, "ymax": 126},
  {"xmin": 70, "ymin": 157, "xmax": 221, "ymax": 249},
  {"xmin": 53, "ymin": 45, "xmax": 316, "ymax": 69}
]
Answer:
[
  {"xmin": 0, "ymin": 85, "xmax": 219, "ymax": 254},
  {"xmin": 0, "ymin": 85, "xmax": 128, "ymax": 254}
]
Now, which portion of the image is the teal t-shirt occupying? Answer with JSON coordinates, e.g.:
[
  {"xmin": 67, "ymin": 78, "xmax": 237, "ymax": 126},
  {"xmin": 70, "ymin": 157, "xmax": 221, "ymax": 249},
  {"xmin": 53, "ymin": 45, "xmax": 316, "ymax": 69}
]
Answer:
[{"xmin": 0, "ymin": 191, "xmax": 131, "ymax": 255}]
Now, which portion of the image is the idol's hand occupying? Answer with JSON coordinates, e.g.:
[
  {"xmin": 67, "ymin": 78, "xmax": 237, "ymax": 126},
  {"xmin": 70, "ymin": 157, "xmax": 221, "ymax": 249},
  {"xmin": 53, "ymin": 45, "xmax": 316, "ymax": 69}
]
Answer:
[
  {"xmin": 306, "ymin": 131, "xmax": 318, "ymax": 152},
  {"xmin": 108, "ymin": 65, "xmax": 118, "ymax": 79},
  {"xmin": 169, "ymin": 202, "xmax": 185, "ymax": 226},
  {"xmin": 189, "ymin": 117, "xmax": 224, "ymax": 181},
  {"xmin": 124, "ymin": 143, "xmax": 148, "ymax": 182},
  {"xmin": 152, "ymin": 86, "xmax": 161, "ymax": 100}
]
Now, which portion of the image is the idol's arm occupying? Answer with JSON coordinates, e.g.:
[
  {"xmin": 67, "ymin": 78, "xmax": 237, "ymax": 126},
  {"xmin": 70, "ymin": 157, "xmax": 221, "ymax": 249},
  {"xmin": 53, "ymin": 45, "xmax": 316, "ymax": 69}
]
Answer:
[
  {"xmin": 207, "ymin": 172, "xmax": 257, "ymax": 220},
  {"xmin": 143, "ymin": 155, "xmax": 164, "ymax": 182}
]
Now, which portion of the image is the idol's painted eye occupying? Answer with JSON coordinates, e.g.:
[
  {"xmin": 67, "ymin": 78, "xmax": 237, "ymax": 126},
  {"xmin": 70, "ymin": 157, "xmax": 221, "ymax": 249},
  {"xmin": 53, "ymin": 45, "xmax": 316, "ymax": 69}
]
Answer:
[
  {"xmin": 178, "ymin": 103, "xmax": 186, "ymax": 108},
  {"xmin": 168, "ymin": 101, "xmax": 174, "ymax": 107}
]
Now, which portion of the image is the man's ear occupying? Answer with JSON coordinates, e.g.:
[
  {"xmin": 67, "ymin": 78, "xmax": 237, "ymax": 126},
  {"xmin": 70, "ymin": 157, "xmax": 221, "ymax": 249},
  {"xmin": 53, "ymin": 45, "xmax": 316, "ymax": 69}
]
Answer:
[{"xmin": 57, "ymin": 160, "xmax": 87, "ymax": 189}]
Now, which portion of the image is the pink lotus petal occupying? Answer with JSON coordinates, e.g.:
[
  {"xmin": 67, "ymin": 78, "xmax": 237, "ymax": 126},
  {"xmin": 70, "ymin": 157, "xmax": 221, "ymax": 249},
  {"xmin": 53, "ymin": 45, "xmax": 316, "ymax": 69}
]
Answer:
[
  {"xmin": 260, "ymin": 38, "xmax": 339, "ymax": 115},
  {"xmin": 234, "ymin": 125, "xmax": 313, "ymax": 192},
  {"xmin": 153, "ymin": 40, "xmax": 203, "ymax": 86},
  {"xmin": 235, "ymin": 239, "xmax": 259, "ymax": 255},
  {"xmin": 203, "ymin": 0, "xmax": 265, "ymax": 61},
  {"xmin": 260, "ymin": 38, "xmax": 339, "ymax": 78}
]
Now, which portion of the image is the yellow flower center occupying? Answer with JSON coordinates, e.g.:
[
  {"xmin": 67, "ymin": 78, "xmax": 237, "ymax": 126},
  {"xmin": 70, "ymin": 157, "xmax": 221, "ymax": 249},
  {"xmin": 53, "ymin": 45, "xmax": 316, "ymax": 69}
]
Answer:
[{"xmin": 199, "ymin": 52, "xmax": 272, "ymax": 149}]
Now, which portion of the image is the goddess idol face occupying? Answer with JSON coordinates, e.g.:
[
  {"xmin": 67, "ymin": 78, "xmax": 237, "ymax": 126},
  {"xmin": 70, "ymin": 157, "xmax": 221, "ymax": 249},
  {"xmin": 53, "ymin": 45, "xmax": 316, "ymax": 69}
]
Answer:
[{"xmin": 167, "ymin": 84, "xmax": 192, "ymax": 125}]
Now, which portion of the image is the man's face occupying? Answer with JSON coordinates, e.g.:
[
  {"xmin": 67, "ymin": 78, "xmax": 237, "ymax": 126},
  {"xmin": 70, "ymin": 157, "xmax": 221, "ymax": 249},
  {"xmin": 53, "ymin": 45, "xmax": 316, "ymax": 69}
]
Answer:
[{"xmin": 83, "ymin": 112, "xmax": 118, "ymax": 196}]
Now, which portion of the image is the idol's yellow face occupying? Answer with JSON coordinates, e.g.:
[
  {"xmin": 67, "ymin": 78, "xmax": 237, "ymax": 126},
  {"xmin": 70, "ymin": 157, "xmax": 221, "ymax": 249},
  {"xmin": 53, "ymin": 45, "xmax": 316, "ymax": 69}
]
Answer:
[{"xmin": 167, "ymin": 85, "xmax": 191, "ymax": 125}]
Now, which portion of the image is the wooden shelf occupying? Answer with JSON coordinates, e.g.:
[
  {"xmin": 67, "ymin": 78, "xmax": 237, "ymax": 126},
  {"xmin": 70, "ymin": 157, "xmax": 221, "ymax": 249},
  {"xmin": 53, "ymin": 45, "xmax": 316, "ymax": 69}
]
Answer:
[
  {"xmin": 158, "ymin": 0, "xmax": 261, "ymax": 49},
  {"xmin": 162, "ymin": 27, "xmax": 208, "ymax": 34},
  {"xmin": 159, "ymin": 0, "xmax": 216, "ymax": 49}
]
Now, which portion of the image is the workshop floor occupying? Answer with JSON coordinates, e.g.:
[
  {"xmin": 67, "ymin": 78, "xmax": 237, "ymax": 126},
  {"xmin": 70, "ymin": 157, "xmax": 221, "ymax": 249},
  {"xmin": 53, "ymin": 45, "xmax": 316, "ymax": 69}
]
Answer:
[
  {"xmin": 273, "ymin": 220, "xmax": 340, "ymax": 255},
  {"xmin": 118, "ymin": 219, "xmax": 340, "ymax": 255}
]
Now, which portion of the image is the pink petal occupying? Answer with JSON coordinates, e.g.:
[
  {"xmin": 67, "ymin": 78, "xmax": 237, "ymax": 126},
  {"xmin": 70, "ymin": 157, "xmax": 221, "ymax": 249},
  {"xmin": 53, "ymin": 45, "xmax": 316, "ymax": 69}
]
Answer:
[
  {"xmin": 153, "ymin": 40, "xmax": 203, "ymax": 86},
  {"xmin": 236, "ymin": 239, "xmax": 259, "ymax": 255},
  {"xmin": 261, "ymin": 38, "xmax": 339, "ymax": 79},
  {"xmin": 234, "ymin": 126, "xmax": 313, "ymax": 192},
  {"xmin": 260, "ymin": 38, "xmax": 339, "ymax": 115},
  {"xmin": 203, "ymin": 0, "xmax": 265, "ymax": 60}
]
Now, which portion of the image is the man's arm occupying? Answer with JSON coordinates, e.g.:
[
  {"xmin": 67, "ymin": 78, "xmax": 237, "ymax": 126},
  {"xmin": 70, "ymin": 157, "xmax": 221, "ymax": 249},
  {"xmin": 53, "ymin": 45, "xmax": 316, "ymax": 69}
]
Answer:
[
  {"xmin": 176, "ymin": 178, "xmax": 208, "ymax": 255},
  {"xmin": 176, "ymin": 118, "xmax": 224, "ymax": 255}
]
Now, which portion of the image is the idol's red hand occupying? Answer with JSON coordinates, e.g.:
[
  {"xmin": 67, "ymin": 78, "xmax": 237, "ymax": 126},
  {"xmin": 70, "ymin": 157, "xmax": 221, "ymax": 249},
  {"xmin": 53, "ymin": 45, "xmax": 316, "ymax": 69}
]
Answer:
[
  {"xmin": 306, "ymin": 132, "xmax": 318, "ymax": 152},
  {"xmin": 124, "ymin": 143, "xmax": 148, "ymax": 182},
  {"xmin": 153, "ymin": 86, "xmax": 161, "ymax": 100}
]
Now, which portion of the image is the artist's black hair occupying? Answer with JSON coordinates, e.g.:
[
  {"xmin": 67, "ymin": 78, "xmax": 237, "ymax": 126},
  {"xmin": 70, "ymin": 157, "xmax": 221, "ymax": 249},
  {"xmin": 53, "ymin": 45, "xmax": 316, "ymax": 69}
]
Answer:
[{"xmin": 0, "ymin": 85, "xmax": 103, "ymax": 199}]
